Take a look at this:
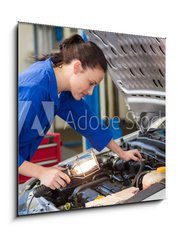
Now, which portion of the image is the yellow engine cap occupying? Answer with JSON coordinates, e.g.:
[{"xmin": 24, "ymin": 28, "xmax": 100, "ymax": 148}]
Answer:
[
  {"xmin": 157, "ymin": 166, "xmax": 166, "ymax": 173},
  {"xmin": 64, "ymin": 202, "xmax": 71, "ymax": 210},
  {"xmin": 95, "ymin": 195, "xmax": 105, "ymax": 200}
]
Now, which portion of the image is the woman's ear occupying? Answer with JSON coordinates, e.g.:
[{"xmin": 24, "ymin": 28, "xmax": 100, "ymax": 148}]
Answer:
[{"xmin": 73, "ymin": 60, "xmax": 83, "ymax": 74}]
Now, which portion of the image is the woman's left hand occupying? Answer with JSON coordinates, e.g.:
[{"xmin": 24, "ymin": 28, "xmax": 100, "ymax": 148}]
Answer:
[
  {"xmin": 121, "ymin": 149, "xmax": 142, "ymax": 161},
  {"xmin": 107, "ymin": 139, "xmax": 142, "ymax": 162}
]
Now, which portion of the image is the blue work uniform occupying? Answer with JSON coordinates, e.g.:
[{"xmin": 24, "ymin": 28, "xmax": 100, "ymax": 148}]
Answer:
[{"xmin": 18, "ymin": 58, "xmax": 113, "ymax": 167}]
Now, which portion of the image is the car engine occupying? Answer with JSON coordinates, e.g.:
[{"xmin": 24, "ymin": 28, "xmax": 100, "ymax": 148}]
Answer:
[{"xmin": 18, "ymin": 125, "xmax": 165, "ymax": 215}]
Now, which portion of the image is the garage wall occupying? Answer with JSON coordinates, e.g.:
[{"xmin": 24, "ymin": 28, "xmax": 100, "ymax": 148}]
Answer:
[{"xmin": 18, "ymin": 23, "xmax": 34, "ymax": 74}]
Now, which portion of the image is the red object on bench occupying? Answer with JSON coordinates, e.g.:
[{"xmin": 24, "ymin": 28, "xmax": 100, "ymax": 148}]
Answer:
[{"xmin": 19, "ymin": 132, "xmax": 62, "ymax": 184}]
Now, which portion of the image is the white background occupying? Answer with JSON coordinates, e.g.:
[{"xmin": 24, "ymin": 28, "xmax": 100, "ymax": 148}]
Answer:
[{"xmin": 1, "ymin": 0, "xmax": 178, "ymax": 239}]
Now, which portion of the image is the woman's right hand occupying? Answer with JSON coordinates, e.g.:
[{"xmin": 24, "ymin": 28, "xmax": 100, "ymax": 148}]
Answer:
[{"xmin": 38, "ymin": 166, "xmax": 71, "ymax": 190}]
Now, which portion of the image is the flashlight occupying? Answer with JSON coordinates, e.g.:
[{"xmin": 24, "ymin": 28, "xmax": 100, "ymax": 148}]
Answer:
[
  {"xmin": 33, "ymin": 149, "xmax": 100, "ymax": 198},
  {"xmin": 66, "ymin": 149, "xmax": 100, "ymax": 178}
]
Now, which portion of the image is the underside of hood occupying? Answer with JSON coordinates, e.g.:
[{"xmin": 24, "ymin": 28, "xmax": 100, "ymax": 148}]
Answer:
[{"xmin": 84, "ymin": 30, "xmax": 165, "ymax": 131}]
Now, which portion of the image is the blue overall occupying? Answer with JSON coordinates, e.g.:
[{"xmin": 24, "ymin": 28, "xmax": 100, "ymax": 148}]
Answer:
[{"xmin": 18, "ymin": 58, "xmax": 113, "ymax": 167}]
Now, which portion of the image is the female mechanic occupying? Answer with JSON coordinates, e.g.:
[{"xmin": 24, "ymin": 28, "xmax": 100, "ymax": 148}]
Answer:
[{"xmin": 18, "ymin": 34, "xmax": 142, "ymax": 190}]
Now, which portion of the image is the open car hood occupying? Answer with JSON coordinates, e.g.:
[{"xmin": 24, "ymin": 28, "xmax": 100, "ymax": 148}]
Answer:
[{"xmin": 85, "ymin": 30, "xmax": 165, "ymax": 131}]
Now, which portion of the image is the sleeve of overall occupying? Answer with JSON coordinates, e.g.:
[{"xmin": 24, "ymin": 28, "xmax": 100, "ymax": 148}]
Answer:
[
  {"xmin": 57, "ymin": 92, "xmax": 113, "ymax": 151},
  {"xmin": 18, "ymin": 93, "xmax": 38, "ymax": 166},
  {"xmin": 18, "ymin": 84, "xmax": 46, "ymax": 167}
]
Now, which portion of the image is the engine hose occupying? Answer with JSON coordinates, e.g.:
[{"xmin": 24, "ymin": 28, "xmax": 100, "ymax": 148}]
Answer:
[
  {"xmin": 26, "ymin": 195, "xmax": 35, "ymax": 214},
  {"xmin": 92, "ymin": 172, "xmax": 110, "ymax": 181},
  {"xmin": 131, "ymin": 161, "xmax": 145, "ymax": 187},
  {"xmin": 111, "ymin": 175, "xmax": 123, "ymax": 182},
  {"xmin": 71, "ymin": 176, "xmax": 109, "ymax": 198},
  {"xmin": 33, "ymin": 185, "xmax": 51, "ymax": 198},
  {"xmin": 136, "ymin": 170, "xmax": 150, "ymax": 188},
  {"xmin": 25, "ymin": 178, "xmax": 40, "ymax": 191}
]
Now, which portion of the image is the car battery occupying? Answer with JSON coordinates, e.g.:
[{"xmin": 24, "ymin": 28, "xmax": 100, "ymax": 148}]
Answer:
[{"xmin": 19, "ymin": 132, "xmax": 62, "ymax": 184}]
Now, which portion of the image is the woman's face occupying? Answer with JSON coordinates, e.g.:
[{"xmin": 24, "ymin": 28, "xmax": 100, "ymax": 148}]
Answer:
[{"xmin": 69, "ymin": 62, "xmax": 105, "ymax": 101}]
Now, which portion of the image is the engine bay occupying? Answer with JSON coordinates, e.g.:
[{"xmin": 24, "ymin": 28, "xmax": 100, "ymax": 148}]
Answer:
[{"xmin": 18, "ymin": 127, "xmax": 165, "ymax": 215}]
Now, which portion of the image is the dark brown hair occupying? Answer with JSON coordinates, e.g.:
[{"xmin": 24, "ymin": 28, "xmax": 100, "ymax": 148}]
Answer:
[{"xmin": 38, "ymin": 34, "xmax": 107, "ymax": 72}]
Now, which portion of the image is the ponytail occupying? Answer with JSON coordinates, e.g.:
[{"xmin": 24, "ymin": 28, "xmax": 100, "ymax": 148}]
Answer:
[
  {"xmin": 38, "ymin": 34, "xmax": 107, "ymax": 72},
  {"xmin": 59, "ymin": 34, "xmax": 84, "ymax": 50}
]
